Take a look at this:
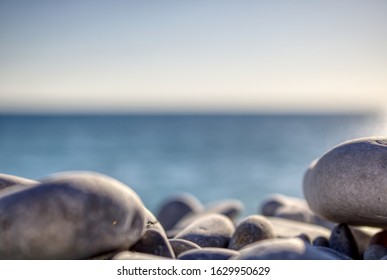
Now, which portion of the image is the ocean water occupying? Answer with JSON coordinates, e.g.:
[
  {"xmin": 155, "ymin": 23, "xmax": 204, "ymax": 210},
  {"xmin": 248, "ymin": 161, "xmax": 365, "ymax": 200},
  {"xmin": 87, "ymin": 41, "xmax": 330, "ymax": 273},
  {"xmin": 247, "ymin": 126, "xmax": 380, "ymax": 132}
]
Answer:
[{"xmin": 0, "ymin": 114, "xmax": 386, "ymax": 215}]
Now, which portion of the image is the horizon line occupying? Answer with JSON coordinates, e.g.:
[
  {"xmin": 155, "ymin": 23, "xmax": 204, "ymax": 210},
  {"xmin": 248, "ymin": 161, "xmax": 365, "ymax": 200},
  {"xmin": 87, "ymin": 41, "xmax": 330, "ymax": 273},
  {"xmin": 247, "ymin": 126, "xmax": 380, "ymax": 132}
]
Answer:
[{"xmin": 0, "ymin": 109, "xmax": 382, "ymax": 117}]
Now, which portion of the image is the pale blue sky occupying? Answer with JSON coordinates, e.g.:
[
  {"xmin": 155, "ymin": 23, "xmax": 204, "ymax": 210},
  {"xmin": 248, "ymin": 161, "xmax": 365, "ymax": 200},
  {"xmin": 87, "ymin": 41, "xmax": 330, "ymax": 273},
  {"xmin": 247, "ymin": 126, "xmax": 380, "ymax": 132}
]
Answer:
[{"xmin": 0, "ymin": 0, "xmax": 386, "ymax": 113}]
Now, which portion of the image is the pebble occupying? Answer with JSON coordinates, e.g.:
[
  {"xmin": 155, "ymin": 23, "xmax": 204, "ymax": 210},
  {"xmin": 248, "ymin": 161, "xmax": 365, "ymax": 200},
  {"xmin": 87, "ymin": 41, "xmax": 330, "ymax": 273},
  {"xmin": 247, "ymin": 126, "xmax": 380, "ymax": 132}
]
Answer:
[
  {"xmin": 267, "ymin": 217, "xmax": 331, "ymax": 240},
  {"xmin": 169, "ymin": 239, "xmax": 201, "ymax": 257},
  {"xmin": 369, "ymin": 230, "xmax": 387, "ymax": 246},
  {"xmin": 364, "ymin": 245, "xmax": 387, "ymax": 260},
  {"xmin": 88, "ymin": 250, "xmax": 123, "ymax": 260},
  {"xmin": 143, "ymin": 208, "xmax": 167, "ymax": 236},
  {"xmin": 112, "ymin": 251, "xmax": 170, "ymax": 260},
  {"xmin": 260, "ymin": 194, "xmax": 308, "ymax": 216},
  {"xmin": 312, "ymin": 236, "xmax": 329, "ymax": 247},
  {"xmin": 0, "ymin": 172, "xmax": 146, "ymax": 259},
  {"xmin": 228, "ymin": 215, "xmax": 275, "ymax": 250},
  {"xmin": 329, "ymin": 223, "xmax": 359, "ymax": 259},
  {"xmin": 273, "ymin": 205, "xmax": 312, "ymax": 223},
  {"xmin": 156, "ymin": 193, "xmax": 203, "ymax": 231},
  {"xmin": 178, "ymin": 248, "xmax": 239, "ymax": 260},
  {"xmin": 166, "ymin": 214, "xmax": 203, "ymax": 237},
  {"xmin": 296, "ymin": 234, "xmax": 311, "ymax": 244},
  {"xmin": 260, "ymin": 194, "xmax": 334, "ymax": 229},
  {"xmin": 233, "ymin": 238, "xmax": 335, "ymax": 260},
  {"xmin": 203, "ymin": 199, "xmax": 244, "ymax": 221},
  {"xmin": 351, "ymin": 226, "xmax": 381, "ymax": 256},
  {"xmin": 131, "ymin": 207, "xmax": 172, "ymax": 258},
  {"xmin": 314, "ymin": 246, "xmax": 352, "ymax": 260},
  {"xmin": 165, "ymin": 228, "xmax": 182, "ymax": 239},
  {"xmin": 303, "ymin": 137, "xmax": 387, "ymax": 228},
  {"xmin": 174, "ymin": 214, "xmax": 235, "ymax": 248},
  {"xmin": 130, "ymin": 228, "xmax": 175, "ymax": 258},
  {"xmin": 171, "ymin": 199, "xmax": 244, "ymax": 235},
  {"xmin": 168, "ymin": 199, "xmax": 243, "ymax": 237}
]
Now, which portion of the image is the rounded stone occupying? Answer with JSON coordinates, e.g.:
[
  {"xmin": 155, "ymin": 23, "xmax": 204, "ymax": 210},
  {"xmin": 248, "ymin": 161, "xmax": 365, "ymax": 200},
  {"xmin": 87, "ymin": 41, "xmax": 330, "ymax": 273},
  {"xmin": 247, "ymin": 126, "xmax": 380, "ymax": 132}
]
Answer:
[
  {"xmin": 228, "ymin": 215, "xmax": 275, "ymax": 250},
  {"xmin": 233, "ymin": 238, "xmax": 335, "ymax": 260},
  {"xmin": 130, "ymin": 228, "xmax": 175, "ymax": 258},
  {"xmin": 303, "ymin": 137, "xmax": 387, "ymax": 228},
  {"xmin": 156, "ymin": 193, "xmax": 203, "ymax": 231},
  {"xmin": 169, "ymin": 239, "xmax": 201, "ymax": 257},
  {"xmin": 130, "ymin": 208, "xmax": 172, "ymax": 258},
  {"xmin": 314, "ymin": 246, "xmax": 352, "ymax": 260},
  {"xmin": 143, "ymin": 208, "xmax": 167, "ymax": 237},
  {"xmin": 174, "ymin": 214, "xmax": 235, "ymax": 248},
  {"xmin": 364, "ymin": 245, "xmax": 387, "ymax": 260},
  {"xmin": 351, "ymin": 226, "xmax": 381, "ymax": 256},
  {"xmin": 112, "ymin": 251, "xmax": 170, "ymax": 260},
  {"xmin": 267, "ymin": 217, "xmax": 331, "ymax": 240},
  {"xmin": 178, "ymin": 248, "xmax": 239, "ymax": 260},
  {"xmin": 166, "ymin": 213, "xmax": 202, "ymax": 234},
  {"xmin": 329, "ymin": 223, "xmax": 359, "ymax": 259},
  {"xmin": 0, "ymin": 171, "xmax": 146, "ymax": 259},
  {"xmin": 261, "ymin": 194, "xmax": 334, "ymax": 229},
  {"xmin": 203, "ymin": 199, "xmax": 244, "ymax": 221},
  {"xmin": 165, "ymin": 228, "xmax": 182, "ymax": 239},
  {"xmin": 296, "ymin": 234, "xmax": 311, "ymax": 244},
  {"xmin": 369, "ymin": 230, "xmax": 387, "ymax": 246},
  {"xmin": 312, "ymin": 236, "xmax": 329, "ymax": 247},
  {"xmin": 273, "ymin": 205, "xmax": 312, "ymax": 223},
  {"xmin": 171, "ymin": 199, "xmax": 244, "ymax": 234},
  {"xmin": 88, "ymin": 250, "xmax": 123, "ymax": 260},
  {"xmin": 260, "ymin": 194, "xmax": 308, "ymax": 215}
]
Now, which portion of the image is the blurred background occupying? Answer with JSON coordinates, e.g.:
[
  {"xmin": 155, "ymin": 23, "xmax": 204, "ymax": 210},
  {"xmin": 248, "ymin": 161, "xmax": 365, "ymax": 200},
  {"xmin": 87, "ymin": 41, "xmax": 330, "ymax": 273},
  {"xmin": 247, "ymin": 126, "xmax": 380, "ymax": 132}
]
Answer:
[{"xmin": 0, "ymin": 0, "xmax": 386, "ymax": 214}]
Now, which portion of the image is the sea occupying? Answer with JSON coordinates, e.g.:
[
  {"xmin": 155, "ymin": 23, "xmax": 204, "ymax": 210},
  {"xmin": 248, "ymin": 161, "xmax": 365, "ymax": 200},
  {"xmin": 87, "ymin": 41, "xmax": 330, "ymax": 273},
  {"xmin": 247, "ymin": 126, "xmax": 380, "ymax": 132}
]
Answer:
[{"xmin": 0, "ymin": 113, "xmax": 386, "ymax": 215}]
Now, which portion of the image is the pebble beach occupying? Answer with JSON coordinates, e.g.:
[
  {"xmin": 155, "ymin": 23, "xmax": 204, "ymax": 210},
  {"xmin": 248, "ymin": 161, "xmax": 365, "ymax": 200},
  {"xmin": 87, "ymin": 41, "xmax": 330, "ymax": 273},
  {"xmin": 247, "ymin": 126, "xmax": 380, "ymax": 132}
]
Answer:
[{"xmin": 0, "ymin": 137, "xmax": 386, "ymax": 260}]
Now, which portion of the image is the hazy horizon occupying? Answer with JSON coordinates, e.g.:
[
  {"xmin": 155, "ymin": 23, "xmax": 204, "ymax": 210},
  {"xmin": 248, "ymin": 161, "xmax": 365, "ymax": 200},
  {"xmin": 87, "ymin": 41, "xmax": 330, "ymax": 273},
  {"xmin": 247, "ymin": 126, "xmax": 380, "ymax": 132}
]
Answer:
[{"xmin": 1, "ymin": 0, "xmax": 386, "ymax": 113}]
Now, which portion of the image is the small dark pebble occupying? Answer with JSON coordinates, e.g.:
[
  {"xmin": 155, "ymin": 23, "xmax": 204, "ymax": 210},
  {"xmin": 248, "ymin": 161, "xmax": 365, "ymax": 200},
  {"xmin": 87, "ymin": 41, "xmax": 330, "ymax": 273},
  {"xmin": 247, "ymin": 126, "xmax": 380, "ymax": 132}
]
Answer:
[
  {"xmin": 297, "ymin": 234, "xmax": 311, "ymax": 244},
  {"xmin": 369, "ymin": 230, "xmax": 387, "ymax": 246},
  {"xmin": 169, "ymin": 239, "xmax": 201, "ymax": 257},
  {"xmin": 313, "ymin": 236, "xmax": 330, "ymax": 247},
  {"xmin": 364, "ymin": 245, "xmax": 387, "ymax": 260},
  {"xmin": 156, "ymin": 193, "xmax": 203, "ymax": 231},
  {"xmin": 130, "ymin": 229, "xmax": 175, "ymax": 258},
  {"xmin": 329, "ymin": 223, "xmax": 359, "ymax": 259}
]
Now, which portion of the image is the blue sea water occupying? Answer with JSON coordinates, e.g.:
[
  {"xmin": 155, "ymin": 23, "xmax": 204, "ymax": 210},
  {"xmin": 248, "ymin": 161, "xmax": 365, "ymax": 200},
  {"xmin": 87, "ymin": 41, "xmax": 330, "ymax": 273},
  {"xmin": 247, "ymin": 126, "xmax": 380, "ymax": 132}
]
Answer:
[{"xmin": 0, "ymin": 114, "xmax": 386, "ymax": 215}]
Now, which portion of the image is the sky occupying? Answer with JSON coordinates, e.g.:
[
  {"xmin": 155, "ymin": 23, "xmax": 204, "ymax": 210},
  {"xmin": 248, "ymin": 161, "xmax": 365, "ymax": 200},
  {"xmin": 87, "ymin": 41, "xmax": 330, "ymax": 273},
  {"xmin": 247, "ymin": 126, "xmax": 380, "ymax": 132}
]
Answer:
[{"xmin": 0, "ymin": 0, "xmax": 386, "ymax": 113}]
